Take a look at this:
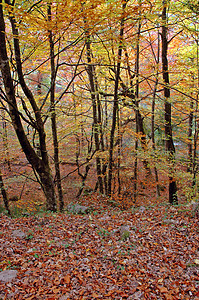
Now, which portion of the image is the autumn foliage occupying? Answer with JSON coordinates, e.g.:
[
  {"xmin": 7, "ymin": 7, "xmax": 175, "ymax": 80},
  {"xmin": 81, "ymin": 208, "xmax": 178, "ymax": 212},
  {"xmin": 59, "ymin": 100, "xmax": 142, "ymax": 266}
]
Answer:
[{"xmin": 0, "ymin": 1, "xmax": 199, "ymax": 298}]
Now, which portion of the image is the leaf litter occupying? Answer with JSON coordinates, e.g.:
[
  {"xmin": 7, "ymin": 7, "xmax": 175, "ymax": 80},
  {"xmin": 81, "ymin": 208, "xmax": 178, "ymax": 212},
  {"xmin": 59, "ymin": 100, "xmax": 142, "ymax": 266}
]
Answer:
[{"xmin": 0, "ymin": 200, "xmax": 199, "ymax": 299}]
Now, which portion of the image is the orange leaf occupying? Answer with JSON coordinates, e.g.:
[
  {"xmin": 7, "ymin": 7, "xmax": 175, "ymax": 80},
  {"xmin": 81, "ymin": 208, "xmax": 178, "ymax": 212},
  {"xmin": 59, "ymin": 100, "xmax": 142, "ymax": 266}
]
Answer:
[
  {"xmin": 54, "ymin": 276, "xmax": 60, "ymax": 285},
  {"xmin": 158, "ymin": 286, "xmax": 169, "ymax": 293},
  {"xmin": 104, "ymin": 290, "xmax": 115, "ymax": 296},
  {"xmin": 86, "ymin": 271, "xmax": 93, "ymax": 277},
  {"xmin": 77, "ymin": 274, "xmax": 83, "ymax": 284},
  {"xmin": 52, "ymin": 287, "xmax": 60, "ymax": 294},
  {"xmin": 107, "ymin": 276, "xmax": 117, "ymax": 284},
  {"xmin": 64, "ymin": 274, "xmax": 71, "ymax": 285},
  {"xmin": 69, "ymin": 253, "xmax": 75, "ymax": 259},
  {"xmin": 116, "ymin": 290, "xmax": 129, "ymax": 297},
  {"xmin": 92, "ymin": 292, "xmax": 100, "ymax": 298}
]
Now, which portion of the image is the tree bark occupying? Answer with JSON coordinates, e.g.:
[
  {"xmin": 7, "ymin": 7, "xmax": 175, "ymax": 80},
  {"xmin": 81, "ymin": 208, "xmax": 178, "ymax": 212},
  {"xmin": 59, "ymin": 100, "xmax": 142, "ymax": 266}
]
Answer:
[
  {"xmin": 133, "ymin": 15, "xmax": 141, "ymax": 203},
  {"xmin": 85, "ymin": 33, "xmax": 104, "ymax": 194},
  {"xmin": 122, "ymin": 46, "xmax": 151, "ymax": 177},
  {"xmin": 151, "ymin": 28, "xmax": 161, "ymax": 197},
  {"xmin": 187, "ymin": 99, "xmax": 193, "ymax": 172},
  {"xmin": 0, "ymin": 171, "xmax": 11, "ymax": 215},
  {"xmin": 161, "ymin": 0, "xmax": 178, "ymax": 204},
  {"xmin": 108, "ymin": 1, "xmax": 127, "ymax": 196},
  {"xmin": 48, "ymin": 3, "xmax": 64, "ymax": 211},
  {"xmin": 1, "ymin": 109, "xmax": 11, "ymax": 170}
]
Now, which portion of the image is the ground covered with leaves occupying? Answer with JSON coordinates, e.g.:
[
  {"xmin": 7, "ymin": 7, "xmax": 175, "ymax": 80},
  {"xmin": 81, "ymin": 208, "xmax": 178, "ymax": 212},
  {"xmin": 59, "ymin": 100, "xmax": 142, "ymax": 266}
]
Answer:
[{"xmin": 0, "ymin": 200, "xmax": 199, "ymax": 300}]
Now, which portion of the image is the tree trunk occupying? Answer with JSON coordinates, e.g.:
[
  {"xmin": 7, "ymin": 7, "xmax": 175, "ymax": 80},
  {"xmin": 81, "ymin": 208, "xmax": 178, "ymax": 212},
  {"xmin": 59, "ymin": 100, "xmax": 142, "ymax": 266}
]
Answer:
[
  {"xmin": 1, "ymin": 110, "xmax": 11, "ymax": 170},
  {"xmin": 85, "ymin": 33, "xmax": 104, "ymax": 194},
  {"xmin": 192, "ymin": 37, "xmax": 199, "ymax": 193},
  {"xmin": 0, "ymin": 171, "xmax": 11, "ymax": 215},
  {"xmin": 161, "ymin": 0, "xmax": 178, "ymax": 204},
  {"xmin": 108, "ymin": 1, "xmax": 127, "ymax": 196},
  {"xmin": 122, "ymin": 45, "xmax": 151, "ymax": 177},
  {"xmin": 151, "ymin": 28, "xmax": 161, "ymax": 197},
  {"xmin": 48, "ymin": 3, "xmax": 64, "ymax": 211},
  {"xmin": 187, "ymin": 99, "xmax": 193, "ymax": 172},
  {"xmin": 133, "ymin": 15, "xmax": 141, "ymax": 203}
]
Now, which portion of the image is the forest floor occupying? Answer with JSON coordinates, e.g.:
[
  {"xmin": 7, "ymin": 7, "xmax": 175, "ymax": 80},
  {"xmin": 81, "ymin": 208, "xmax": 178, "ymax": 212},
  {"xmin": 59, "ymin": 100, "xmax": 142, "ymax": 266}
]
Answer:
[{"xmin": 0, "ymin": 160, "xmax": 199, "ymax": 299}]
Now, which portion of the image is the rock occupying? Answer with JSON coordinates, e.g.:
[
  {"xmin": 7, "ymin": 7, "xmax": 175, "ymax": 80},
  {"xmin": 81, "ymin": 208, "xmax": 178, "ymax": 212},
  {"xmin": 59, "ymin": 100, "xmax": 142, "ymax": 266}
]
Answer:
[
  {"xmin": 192, "ymin": 202, "xmax": 199, "ymax": 216},
  {"xmin": 139, "ymin": 206, "xmax": 145, "ymax": 213},
  {"xmin": 120, "ymin": 225, "xmax": 130, "ymax": 240},
  {"xmin": 0, "ymin": 270, "xmax": 18, "ymax": 283},
  {"xmin": 120, "ymin": 225, "xmax": 130, "ymax": 233},
  {"xmin": 162, "ymin": 219, "xmax": 177, "ymax": 225},
  {"xmin": 67, "ymin": 203, "xmax": 90, "ymax": 214},
  {"xmin": 59, "ymin": 295, "xmax": 70, "ymax": 300},
  {"xmin": 12, "ymin": 230, "xmax": 26, "ymax": 238},
  {"xmin": 130, "ymin": 291, "xmax": 143, "ymax": 299}
]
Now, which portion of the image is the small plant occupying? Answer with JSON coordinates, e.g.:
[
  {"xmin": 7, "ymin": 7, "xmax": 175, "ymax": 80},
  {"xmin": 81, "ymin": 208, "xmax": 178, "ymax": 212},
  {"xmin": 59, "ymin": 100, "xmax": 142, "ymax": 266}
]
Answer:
[
  {"xmin": 121, "ymin": 230, "xmax": 130, "ymax": 241},
  {"xmin": 25, "ymin": 234, "xmax": 34, "ymax": 240},
  {"xmin": 25, "ymin": 230, "xmax": 34, "ymax": 240}
]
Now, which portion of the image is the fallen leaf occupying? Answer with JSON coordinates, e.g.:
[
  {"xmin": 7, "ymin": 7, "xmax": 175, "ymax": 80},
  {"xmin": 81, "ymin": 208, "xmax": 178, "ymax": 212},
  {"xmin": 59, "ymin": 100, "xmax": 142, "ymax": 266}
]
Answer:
[
  {"xmin": 77, "ymin": 274, "xmax": 83, "ymax": 284},
  {"xmin": 158, "ymin": 286, "xmax": 169, "ymax": 293},
  {"xmin": 104, "ymin": 290, "xmax": 115, "ymax": 296},
  {"xmin": 107, "ymin": 276, "xmax": 117, "ymax": 284},
  {"xmin": 92, "ymin": 292, "xmax": 100, "ymax": 298},
  {"xmin": 64, "ymin": 274, "xmax": 71, "ymax": 285}
]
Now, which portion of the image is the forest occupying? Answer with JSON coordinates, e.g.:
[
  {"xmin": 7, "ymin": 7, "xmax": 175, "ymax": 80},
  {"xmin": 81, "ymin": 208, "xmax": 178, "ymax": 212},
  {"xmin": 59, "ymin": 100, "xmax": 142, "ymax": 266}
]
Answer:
[{"xmin": 0, "ymin": 0, "xmax": 199, "ymax": 299}]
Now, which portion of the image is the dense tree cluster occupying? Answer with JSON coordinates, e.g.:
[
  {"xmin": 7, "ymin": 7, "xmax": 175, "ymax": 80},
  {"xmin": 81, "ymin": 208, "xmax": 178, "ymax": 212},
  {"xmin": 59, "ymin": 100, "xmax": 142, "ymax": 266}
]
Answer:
[{"xmin": 0, "ymin": 0, "xmax": 198, "ymax": 211}]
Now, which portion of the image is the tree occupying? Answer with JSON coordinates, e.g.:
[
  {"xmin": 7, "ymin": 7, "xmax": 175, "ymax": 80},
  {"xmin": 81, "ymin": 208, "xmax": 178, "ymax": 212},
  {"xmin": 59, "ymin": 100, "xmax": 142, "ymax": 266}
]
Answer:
[
  {"xmin": 0, "ymin": 169, "xmax": 10, "ymax": 215},
  {"xmin": 0, "ymin": 0, "xmax": 57, "ymax": 211},
  {"xmin": 47, "ymin": 2, "xmax": 64, "ymax": 211},
  {"xmin": 161, "ymin": 0, "xmax": 178, "ymax": 204},
  {"xmin": 107, "ymin": 0, "xmax": 128, "ymax": 196}
]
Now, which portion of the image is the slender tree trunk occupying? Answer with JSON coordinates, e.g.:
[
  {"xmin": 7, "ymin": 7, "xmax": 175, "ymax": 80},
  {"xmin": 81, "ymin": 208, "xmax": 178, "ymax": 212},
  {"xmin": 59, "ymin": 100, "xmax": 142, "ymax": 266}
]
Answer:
[
  {"xmin": 85, "ymin": 33, "xmax": 104, "ymax": 194},
  {"xmin": 0, "ymin": 170, "xmax": 11, "ymax": 215},
  {"xmin": 192, "ymin": 37, "xmax": 199, "ymax": 193},
  {"xmin": 103, "ymin": 81, "xmax": 109, "ymax": 194},
  {"xmin": 161, "ymin": 0, "xmax": 178, "ymax": 204},
  {"xmin": 0, "ymin": 1, "xmax": 56, "ymax": 211},
  {"xmin": 133, "ymin": 115, "xmax": 139, "ymax": 203},
  {"xmin": 1, "ymin": 110, "xmax": 11, "ymax": 170},
  {"xmin": 187, "ymin": 99, "xmax": 193, "ymax": 172},
  {"xmin": 192, "ymin": 119, "xmax": 198, "ymax": 191},
  {"xmin": 108, "ymin": 1, "xmax": 127, "ymax": 196},
  {"xmin": 48, "ymin": 4, "xmax": 64, "ymax": 211},
  {"xmin": 151, "ymin": 29, "xmax": 161, "ymax": 197},
  {"xmin": 133, "ymin": 18, "xmax": 141, "ymax": 203},
  {"xmin": 94, "ymin": 73, "xmax": 108, "ymax": 194},
  {"xmin": 123, "ymin": 27, "xmax": 151, "ymax": 178},
  {"xmin": 151, "ymin": 92, "xmax": 161, "ymax": 197},
  {"xmin": 117, "ymin": 108, "xmax": 122, "ymax": 195},
  {"xmin": 75, "ymin": 137, "xmax": 92, "ymax": 198}
]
